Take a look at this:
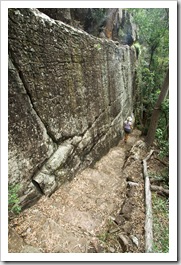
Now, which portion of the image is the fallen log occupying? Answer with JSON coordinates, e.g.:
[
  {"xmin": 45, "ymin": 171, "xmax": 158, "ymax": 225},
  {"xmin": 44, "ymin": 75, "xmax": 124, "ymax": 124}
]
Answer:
[
  {"xmin": 151, "ymin": 185, "xmax": 169, "ymax": 197},
  {"xmin": 143, "ymin": 149, "xmax": 154, "ymax": 253}
]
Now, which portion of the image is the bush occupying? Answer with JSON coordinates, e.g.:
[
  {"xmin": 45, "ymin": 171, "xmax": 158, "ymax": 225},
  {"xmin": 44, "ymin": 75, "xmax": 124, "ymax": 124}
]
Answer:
[
  {"xmin": 155, "ymin": 128, "xmax": 169, "ymax": 158},
  {"xmin": 8, "ymin": 184, "xmax": 21, "ymax": 215},
  {"xmin": 152, "ymin": 194, "xmax": 169, "ymax": 253}
]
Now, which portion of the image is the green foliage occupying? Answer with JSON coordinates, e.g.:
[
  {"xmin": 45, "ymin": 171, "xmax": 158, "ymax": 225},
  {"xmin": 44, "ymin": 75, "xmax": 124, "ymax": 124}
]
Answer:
[
  {"xmin": 130, "ymin": 8, "xmax": 168, "ymax": 48},
  {"xmin": 94, "ymin": 43, "xmax": 102, "ymax": 51},
  {"xmin": 118, "ymin": 28, "xmax": 124, "ymax": 38},
  {"xmin": 89, "ymin": 8, "xmax": 106, "ymax": 25},
  {"xmin": 8, "ymin": 184, "xmax": 21, "ymax": 214},
  {"xmin": 152, "ymin": 193, "xmax": 169, "ymax": 252},
  {"xmin": 133, "ymin": 42, "xmax": 142, "ymax": 58},
  {"xmin": 153, "ymin": 171, "xmax": 169, "ymax": 187},
  {"xmin": 130, "ymin": 8, "xmax": 169, "ymax": 142},
  {"xmin": 155, "ymin": 98, "xmax": 169, "ymax": 158},
  {"xmin": 161, "ymin": 98, "xmax": 169, "ymax": 113},
  {"xmin": 98, "ymin": 231, "xmax": 109, "ymax": 242},
  {"xmin": 155, "ymin": 128, "xmax": 169, "ymax": 158}
]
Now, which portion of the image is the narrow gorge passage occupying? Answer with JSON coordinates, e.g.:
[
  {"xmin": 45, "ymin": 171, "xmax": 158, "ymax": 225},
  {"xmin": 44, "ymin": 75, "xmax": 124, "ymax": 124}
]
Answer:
[
  {"xmin": 9, "ymin": 129, "xmax": 147, "ymax": 253},
  {"xmin": 7, "ymin": 7, "xmax": 171, "ymax": 257}
]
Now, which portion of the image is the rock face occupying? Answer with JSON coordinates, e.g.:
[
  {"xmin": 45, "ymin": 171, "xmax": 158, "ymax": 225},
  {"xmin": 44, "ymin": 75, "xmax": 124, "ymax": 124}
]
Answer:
[
  {"xmin": 38, "ymin": 8, "xmax": 138, "ymax": 45},
  {"xmin": 115, "ymin": 9, "xmax": 138, "ymax": 45},
  {"xmin": 8, "ymin": 8, "xmax": 137, "ymax": 209}
]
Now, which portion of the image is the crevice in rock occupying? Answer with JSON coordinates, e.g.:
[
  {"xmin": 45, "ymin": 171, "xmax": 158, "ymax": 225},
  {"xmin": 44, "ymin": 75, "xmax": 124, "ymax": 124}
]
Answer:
[
  {"xmin": 57, "ymin": 133, "xmax": 80, "ymax": 145},
  {"xmin": 19, "ymin": 70, "xmax": 59, "ymax": 146},
  {"xmin": 32, "ymin": 179, "xmax": 45, "ymax": 195},
  {"xmin": 8, "ymin": 48, "xmax": 58, "ymax": 147}
]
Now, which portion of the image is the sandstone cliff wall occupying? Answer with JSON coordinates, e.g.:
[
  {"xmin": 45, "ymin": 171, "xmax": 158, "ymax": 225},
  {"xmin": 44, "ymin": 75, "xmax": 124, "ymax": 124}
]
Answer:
[{"xmin": 8, "ymin": 8, "xmax": 136, "ymax": 208}]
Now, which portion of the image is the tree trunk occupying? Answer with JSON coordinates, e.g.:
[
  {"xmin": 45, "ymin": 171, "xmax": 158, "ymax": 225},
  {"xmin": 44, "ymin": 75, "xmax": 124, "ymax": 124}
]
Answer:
[
  {"xmin": 145, "ymin": 69, "xmax": 169, "ymax": 146},
  {"xmin": 148, "ymin": 43, "xmax": 158, "ymax": 70}
]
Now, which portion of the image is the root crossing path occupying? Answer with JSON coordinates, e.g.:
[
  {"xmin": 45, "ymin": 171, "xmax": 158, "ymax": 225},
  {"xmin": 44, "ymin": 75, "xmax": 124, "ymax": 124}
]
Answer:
[{"xmin": 9, "ymin": 129, "xmax": 147, "ymax": 253}]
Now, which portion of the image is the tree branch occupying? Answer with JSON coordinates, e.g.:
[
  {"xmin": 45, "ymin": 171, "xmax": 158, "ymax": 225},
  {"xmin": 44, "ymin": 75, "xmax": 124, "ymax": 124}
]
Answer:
[{"xmin": 151, "ymin": 185, "xmax": 169, "ymax": 197}]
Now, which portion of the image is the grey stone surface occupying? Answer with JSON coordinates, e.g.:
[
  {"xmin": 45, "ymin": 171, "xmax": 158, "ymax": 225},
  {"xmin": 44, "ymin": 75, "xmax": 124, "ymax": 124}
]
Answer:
[{"xmin": 8, "ymin": 8, "xmax": 137, "ymax": 208}]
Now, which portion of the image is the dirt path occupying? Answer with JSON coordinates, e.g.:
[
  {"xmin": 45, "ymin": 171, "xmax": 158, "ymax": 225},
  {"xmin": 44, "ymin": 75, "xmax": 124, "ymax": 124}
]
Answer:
[{"xmin": 9, "ymin": 129, "xmax": 147, "ymax": 253}]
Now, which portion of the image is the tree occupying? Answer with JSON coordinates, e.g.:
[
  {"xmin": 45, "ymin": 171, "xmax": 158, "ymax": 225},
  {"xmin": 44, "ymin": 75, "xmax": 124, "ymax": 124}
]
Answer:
[
  {"xmin": 129, "ymin": 8, "xmax": 169, "ymax": 135},
  {"xmin": 145, "ymin": 69, "xmax": 169, "ymax": 146}
]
